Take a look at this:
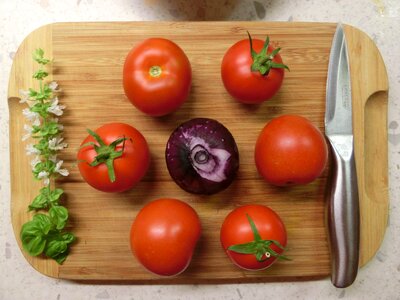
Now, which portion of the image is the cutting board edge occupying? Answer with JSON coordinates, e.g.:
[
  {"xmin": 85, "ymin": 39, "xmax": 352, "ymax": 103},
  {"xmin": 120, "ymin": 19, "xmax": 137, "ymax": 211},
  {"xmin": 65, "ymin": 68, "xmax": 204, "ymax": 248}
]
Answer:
[{"xmin": 64, "ymin": 274, "xmax": 329, "ymax": 285}]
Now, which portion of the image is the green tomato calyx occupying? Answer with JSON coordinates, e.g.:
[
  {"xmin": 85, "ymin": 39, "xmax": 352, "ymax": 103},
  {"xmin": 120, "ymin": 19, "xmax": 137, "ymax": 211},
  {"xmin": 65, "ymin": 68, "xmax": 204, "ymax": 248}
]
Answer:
[
  {"xmin": 81, "ymin": 129, "xmax": 129, "ymax": 183},
  {"xmin": 247, "ymin": 32, "xmax": 290, "ymax": 76},
  {"xmin": 227, "ymin": 214, "xmax": 290, "ymax": 262}
]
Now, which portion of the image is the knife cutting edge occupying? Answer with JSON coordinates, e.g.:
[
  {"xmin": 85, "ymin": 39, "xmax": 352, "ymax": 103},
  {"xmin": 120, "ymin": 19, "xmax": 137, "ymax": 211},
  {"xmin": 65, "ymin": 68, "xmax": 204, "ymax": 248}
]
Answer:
[{"xmin": 325, "ymin": 24, "xmax": 360, "ymax": 288}]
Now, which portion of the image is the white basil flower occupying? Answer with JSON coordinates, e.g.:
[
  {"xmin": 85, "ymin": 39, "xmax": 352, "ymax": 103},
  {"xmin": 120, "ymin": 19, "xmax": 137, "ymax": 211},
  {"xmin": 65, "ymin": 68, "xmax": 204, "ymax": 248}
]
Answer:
[
  {"xmin": 47, "ymin": 97, "xmax": 66, "ymax": 116},
  {"xmin": 22, "ymin": 108, "xmax": 40, "ymax": 122},
  {"xmin": 48, "ymin": 81, "xmax": 61, "ymax": 92},
  {"xmin": 38, "ymin": 171, "xmax": 50, "ymax": 186},
  {"xmin": 22, "ymin": 124, "xmax": 33, "ymax": 141},
  {"xmin": 32, "ymin": 117, "xmax": 41, "ymax": 127},
  {"xmin": 19, "ymin": 89, "xmax": 30, "ymax": 103},
  {"xmin": 49, "ymin": 118, "xmax": 65, "ymax": 131},
  {"xmin": 54, "ymin": 160, "xmax": 69, "ymax": 177},
  {"xmin": 49, "ymin": 155, "xmax": 58, "ymax": 163},
  {"xmin": 48, "ymin": 137, "xmax": 68, "ymax": 150},
  {"xmin": 30, "ymin": 156, "xmax": 41, "ymax": 169},
  {"xmin": 26, "ymin": 144, "xmax": 41, "ymax": 156}
]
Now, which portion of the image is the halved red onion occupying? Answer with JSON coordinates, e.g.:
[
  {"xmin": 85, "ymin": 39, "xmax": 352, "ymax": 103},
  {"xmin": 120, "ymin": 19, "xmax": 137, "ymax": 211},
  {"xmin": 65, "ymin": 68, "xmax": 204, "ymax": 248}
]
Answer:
[{"xmin": 166, "ymin": 118, "xmax": 239, "ymax": 194}]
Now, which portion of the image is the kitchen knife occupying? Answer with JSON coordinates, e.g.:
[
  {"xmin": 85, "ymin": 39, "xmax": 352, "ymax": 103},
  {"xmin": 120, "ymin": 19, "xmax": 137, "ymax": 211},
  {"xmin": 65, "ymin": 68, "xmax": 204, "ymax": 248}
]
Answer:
[{"xmin": 325, "ymin": 24, "xmax": 360, "ymax": 288}]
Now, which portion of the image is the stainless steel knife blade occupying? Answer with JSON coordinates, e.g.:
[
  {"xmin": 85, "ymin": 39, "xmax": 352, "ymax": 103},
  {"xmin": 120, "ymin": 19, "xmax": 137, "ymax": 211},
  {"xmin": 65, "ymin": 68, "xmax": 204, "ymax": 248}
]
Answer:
[{"xmin": 325, "ymin": 24, "xmax": 360, "ymax": 288}]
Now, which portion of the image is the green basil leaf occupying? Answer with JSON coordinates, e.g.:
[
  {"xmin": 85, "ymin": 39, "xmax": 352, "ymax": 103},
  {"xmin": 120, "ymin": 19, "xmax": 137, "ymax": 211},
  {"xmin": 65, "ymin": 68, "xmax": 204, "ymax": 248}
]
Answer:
[
  {"xmin": 33, "ymin": 48, "xmax": 50, "ymax": 65},
  {"xmin": 29, "ymin": 194, "xmax": 47, "ymax": 211},
  {"xmin": 49, "ymin": 188, "xmax": 64, "ymax": 205},
  {"xmin": 32, "ymin": 214, "xmax": 53, "ymax": 234},
  {"xmin": 20, "ymin": 215, "xmax": 51, "ymax": 256},
  {"xmin": 45, "ymin": 239, "xmax": 67, "ymax": 258},
  {"xmin": 21, "ymin": 221, "xmax": 38, "ymax": 235},
  {"xmin": 44, "ymin": 232, "xmax": 75, "ymax": 264},
  {"xmin": 52, "ymin": 250, "xmax": 69, "ymax": 265},
  {"xmin": 32, "ymin": 162, "xmax": 47, "ymax": 179},
  {"xmin": 49, "ymin": 206, "xmax": 68, "ymax": 230},
  {"xmin": 36, "ymin": 88, "xmax": 52, "ymax": 101},
  {"xmin": 39, "ymin": 121, "xmax": 60, "ymax": 137},
  {"xmin": 33, "ymin": 69, "xmax": 49, "ymax": 80},
  {"xmin": 23, "ymin": 235, "xmax": 46, "ymax": 256},
  {"xmin": 30, "ymin": 102, "xmax": 45, "ymax": 113},
  {"xmin": 62, "ymin": 232, "xmax": 76, "ymax": 244},
  {"xmin": 28, "ymin": 188, "xmax": 64, "ymax": 210},
  {"xmin": 33, "ymin": 48, "xmax": 44, "ymax": 61},
  {"xmin": 43, "ymin": 84, "xmax": 52, "ymax": 94},
  {"xmin": 34, "ymin": 139, "xmax": 48, "ymax": 153},
  {"xmin": 20, "ymin": 221, "xmax": 42, "ymax": 242},
  {"xmin": 32, "ymin": 125, "xmax": 41, "ymax": 135},
  {"xmin": 28, "ymin": 88, "xmax": 38, "ymax": 97}
]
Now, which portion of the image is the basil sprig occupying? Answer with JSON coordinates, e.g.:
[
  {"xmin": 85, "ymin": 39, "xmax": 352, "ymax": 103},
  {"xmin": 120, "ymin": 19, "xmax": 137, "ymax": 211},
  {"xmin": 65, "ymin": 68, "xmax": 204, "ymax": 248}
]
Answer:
[{"xmin": 19, "ymin": 49, "xmax": 75, "ymax": 264}]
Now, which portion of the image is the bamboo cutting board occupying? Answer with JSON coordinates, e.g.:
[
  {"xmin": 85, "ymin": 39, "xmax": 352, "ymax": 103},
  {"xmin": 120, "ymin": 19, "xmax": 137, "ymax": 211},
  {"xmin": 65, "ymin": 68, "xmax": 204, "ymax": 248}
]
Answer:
[{"xmin": 8, "ymin": 22, "xmax": 389, "ymax": 282}]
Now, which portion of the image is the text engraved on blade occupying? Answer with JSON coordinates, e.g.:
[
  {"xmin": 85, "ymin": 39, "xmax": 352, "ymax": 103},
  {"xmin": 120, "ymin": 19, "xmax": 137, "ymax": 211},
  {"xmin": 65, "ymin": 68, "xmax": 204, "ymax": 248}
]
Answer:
[{"xmin": 342, "ymin": 84, "xmax": 351, "ymax": 111}]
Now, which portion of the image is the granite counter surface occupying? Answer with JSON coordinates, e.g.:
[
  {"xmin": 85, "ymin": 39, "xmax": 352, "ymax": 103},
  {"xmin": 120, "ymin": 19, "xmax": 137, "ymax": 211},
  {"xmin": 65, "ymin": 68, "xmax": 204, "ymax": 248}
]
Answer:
[{"xmin": 1, "ymin": 1, "xmax": 399, "ymax": 299}]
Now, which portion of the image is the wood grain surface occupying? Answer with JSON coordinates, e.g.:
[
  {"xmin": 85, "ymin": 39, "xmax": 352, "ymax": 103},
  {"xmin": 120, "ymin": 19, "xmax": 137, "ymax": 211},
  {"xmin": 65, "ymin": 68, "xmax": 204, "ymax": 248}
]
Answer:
[{"xmin": 8, "ymin": 22, "xmax": 388, "ymax": 282}]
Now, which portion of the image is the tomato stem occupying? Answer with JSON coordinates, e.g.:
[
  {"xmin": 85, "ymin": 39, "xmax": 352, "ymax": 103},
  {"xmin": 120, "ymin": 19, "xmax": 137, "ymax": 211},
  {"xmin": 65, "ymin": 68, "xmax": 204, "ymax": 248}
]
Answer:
[
  {"xmin": 149, "ymin": 65, "xmax": 162, "ymax": 78},
  {"xmin": 247, "ymin": 31, "xmax": 290, "ymax": 76},
  {"xmin": 227, "ymin": 214, "xmax": 290, "ymax": 262},
  {"xmin": 82, "ymin": 129, "xmax": 129, "ymax": 183}
]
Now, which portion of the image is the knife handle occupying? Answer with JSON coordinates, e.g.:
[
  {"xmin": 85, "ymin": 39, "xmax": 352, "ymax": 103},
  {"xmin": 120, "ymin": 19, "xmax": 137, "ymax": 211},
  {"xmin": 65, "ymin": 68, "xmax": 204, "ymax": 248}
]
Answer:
[{"xmin": 327, "ymin": 135, "xmax": 360, "ymax": 288}]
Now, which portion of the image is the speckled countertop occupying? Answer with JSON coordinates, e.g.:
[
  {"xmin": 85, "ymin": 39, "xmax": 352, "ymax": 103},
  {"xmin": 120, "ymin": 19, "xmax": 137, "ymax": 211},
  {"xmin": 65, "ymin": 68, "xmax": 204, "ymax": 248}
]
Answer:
[{"xmin": 1, "ymin": 1, "xmax": 399, "ymax": 299}]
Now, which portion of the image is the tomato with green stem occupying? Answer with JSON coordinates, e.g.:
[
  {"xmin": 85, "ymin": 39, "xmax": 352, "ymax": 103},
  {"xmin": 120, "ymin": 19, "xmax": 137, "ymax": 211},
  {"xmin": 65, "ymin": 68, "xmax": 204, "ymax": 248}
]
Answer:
[
  {"xmin": 77, "ymin": 123, "xmax": 150, "ymax": 193},
  {"xmin": 221, "ymin": 32, "xmax": 289, "ymax": 104},
  {"xmin": 220, "ymin": 204, "xmax": 288, "ymax": 270}
]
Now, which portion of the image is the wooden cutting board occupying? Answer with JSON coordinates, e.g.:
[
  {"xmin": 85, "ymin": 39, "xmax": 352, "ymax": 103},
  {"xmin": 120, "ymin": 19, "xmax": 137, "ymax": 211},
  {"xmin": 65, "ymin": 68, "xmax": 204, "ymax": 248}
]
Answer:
[{"xmin": 8, "ymin": 22, "xmax": 389, "ymax": 282}]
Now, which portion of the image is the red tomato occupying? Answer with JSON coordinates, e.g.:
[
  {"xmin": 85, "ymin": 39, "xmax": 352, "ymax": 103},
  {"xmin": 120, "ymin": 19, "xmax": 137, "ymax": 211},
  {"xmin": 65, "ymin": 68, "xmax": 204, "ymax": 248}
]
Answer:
[
  {"xmin": 77, "ymin": 123, "xmax": 150, "ymax": 193},
  {"xmin": 123, "ymin": 38, "xmax": 192, "ymax": 116},
  {"xmin": 255, "ymin": 115, "xmax": 328, "ymax": 186},
  {"xmin": 220, "ymin": 205, "xmax": 288, "ymax": 270},
  {"xmin": 221, "ymin": 34, "xmax": 288, "ymax": 104},
  {"xmin": 130, "ymin": 198, "xmax": 201, "ymax": 276}
]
